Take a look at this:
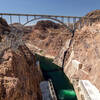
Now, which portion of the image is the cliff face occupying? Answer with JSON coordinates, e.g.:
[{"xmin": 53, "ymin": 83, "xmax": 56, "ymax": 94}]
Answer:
[
  {"xmin": 0, "ymin": 45, "xmax": 43, "ymax": 100},
  {"xmin": 73, "ymin": 23, "xmax": 100, "ymax": 89},
  {"xmin": 24, "ymin": 20, "xmax": 71, "ymax": 57},
  {"xmin": 53, "ymin": 10, "xmax": 100, "ymax": 90},
  {"xmin": 60, "ymin": 23, "xmax": 100, "ymax": 91}
]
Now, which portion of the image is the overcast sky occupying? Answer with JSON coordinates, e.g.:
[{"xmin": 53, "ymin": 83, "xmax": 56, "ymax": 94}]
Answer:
[{"xmin": 0, "ymin": 0, "xmax": 100, "ymax": 16}]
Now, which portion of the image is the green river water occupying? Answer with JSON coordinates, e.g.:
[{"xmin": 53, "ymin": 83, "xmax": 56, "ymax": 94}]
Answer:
[{"xmin": 35, "ymin": 54, "xmax": 77, "ymax": 100}]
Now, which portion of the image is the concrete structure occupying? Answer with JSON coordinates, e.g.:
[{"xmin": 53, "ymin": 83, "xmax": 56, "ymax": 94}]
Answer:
[
  {"xmin": 72, "ymin": 60, "xmax": 82, "ymax": 70},
  {"xmin": 79, "ymin": 80, "xmax": 100, "ymax": 100},
  {"xmin": 40, "ymin": 80, "xmax": 57, "ymax": 100}
]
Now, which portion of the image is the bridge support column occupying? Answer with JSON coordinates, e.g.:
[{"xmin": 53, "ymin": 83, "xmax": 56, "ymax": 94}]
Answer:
[
  {"xmin": 18, "ymin": 16, "xmax": 20, "ymax": 23},
  {"xmin": 10, "ymin": 15, "xmax": 12, "ymax": 24},
  {"xmin": 27, "ymin": 16, "xmax": 29, "ymax": 22},
  {"xmin": 73, "ymin": 18, "xmax": 76, "ymax": 30}
]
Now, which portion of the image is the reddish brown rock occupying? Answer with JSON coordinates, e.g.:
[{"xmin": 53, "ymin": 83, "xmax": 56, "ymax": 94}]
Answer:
[{"xmin": 0, "ymin": 45, "xmax": 43, "ymax": 100}]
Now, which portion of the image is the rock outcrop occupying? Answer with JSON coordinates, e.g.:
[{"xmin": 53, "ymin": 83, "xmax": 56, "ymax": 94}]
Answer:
[
  {"xmin": 86, "ymin": 9, "xmax": 100, "ymax": 18},
  {"xmin": 0, "ymin": 45, "xmax": 43, "ymax": 100},
  {"xmin": 24, "ymin": 20, "xmax": 71, "ymax": 57},
  {"xmin": 0, "ymin": 17, "xmax": 11, "ymax": 34},
  {"xmin": 34, "ymin": 20, "xmax": 61, "ymax": 31}
]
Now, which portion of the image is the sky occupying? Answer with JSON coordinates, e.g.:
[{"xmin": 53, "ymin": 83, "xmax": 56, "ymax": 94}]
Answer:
[{"xmin": 0, "ymin": 0, "xmax": 100, "ymax": 16}]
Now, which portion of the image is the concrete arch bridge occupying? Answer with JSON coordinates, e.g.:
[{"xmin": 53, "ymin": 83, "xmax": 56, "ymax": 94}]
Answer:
[{"xmin": 0, "ymin": 13, "xmax": 97, "ymax": 34}]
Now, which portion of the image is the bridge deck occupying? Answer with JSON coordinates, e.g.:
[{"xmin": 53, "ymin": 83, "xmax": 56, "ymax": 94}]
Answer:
[{"xmin": 0, "ymin": 13, "xmax": 82, "ymax": 18}]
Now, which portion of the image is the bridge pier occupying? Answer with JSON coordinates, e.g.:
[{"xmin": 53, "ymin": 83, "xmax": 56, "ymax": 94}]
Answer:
[{"xmin": 10, "ymin": 15, "xmax": 12, "ymax": 24}]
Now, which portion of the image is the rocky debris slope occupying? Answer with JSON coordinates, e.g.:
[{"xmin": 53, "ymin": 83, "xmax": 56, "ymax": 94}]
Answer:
[
  {"xmin": 24, "ymin": 20, "xmax": 72, "ymax": 57},
  {"xmin": 0, "ymin": 45, "xmax": 43, "ymax": 100}
]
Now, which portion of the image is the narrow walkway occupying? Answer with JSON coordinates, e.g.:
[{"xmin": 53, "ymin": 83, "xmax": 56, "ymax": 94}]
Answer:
[{"xmin": 35, "ymin": 54, "xmax": 77, "ymax": 100}]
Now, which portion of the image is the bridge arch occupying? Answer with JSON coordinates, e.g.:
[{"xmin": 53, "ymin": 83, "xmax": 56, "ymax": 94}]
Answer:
[{"xmin": 23, "ymin": 16, "xmax": 73, "ymax": 33}]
